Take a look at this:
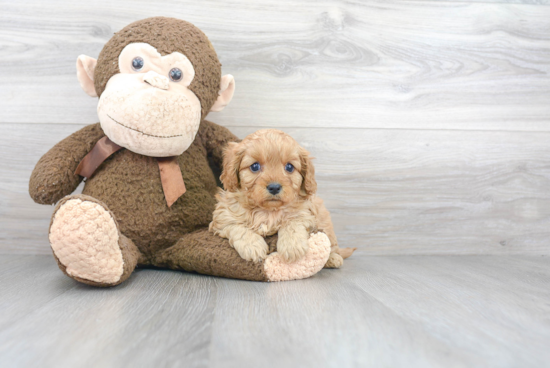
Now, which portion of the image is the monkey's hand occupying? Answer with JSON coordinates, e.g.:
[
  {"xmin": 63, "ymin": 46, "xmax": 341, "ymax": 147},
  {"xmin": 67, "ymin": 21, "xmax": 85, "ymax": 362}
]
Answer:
[
  {"xmin": 29, "ymin": 123, "xmax": 104, "ymax": 205},
  {"xmin": 276, "ymin": 223, "xmax": 309, "ymax": 262}
]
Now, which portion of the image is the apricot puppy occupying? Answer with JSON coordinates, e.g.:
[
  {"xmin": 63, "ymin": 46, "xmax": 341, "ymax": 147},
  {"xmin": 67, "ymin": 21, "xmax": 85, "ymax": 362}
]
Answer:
[{"xmin": 210, "ymin": 129, "xmax": 349, "ymax": 267}]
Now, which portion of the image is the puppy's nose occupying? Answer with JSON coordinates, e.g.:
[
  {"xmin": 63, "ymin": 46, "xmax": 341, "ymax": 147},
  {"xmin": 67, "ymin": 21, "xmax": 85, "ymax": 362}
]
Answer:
[{"xmin": 266, "ymin": 183, "xmax": 282, "ymax": 195}]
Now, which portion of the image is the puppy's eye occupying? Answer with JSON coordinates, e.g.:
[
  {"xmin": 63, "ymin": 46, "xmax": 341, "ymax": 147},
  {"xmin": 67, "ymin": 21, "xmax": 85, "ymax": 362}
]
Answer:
[
  {"xmin": 285, "ymin": 163, "xmax": 295, "ymax": 173},
  {"xmin": 132, "ymin": 57, "xmax": 144, "ymax": 71},
  {"xmin": 250, "ymin": 162, "xmax": 261, "ymax": 172}
]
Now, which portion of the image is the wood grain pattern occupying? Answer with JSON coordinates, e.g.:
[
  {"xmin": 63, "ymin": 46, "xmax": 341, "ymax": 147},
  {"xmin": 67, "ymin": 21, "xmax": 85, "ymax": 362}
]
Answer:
[
  {"xmin": 1, "ymin": 0, "xmax": 550, "ymax": 130},
  {"xmin": 2, "ymin": 0, "xmax": 550, "ymax": 255},
  {"xmin": 0, "ymin": 254, "xmax": 549, "ymax": 367},
  {"xmin": 422, "ymin": 0, "xmax": 550, "ymax": 4},
  {"xmin": 3, "ymin": 124, "xmax": 550, "ymax": 255},
  {"xmin": 2, "ymin": 3, "xmax": 550, "ymax": 367}
]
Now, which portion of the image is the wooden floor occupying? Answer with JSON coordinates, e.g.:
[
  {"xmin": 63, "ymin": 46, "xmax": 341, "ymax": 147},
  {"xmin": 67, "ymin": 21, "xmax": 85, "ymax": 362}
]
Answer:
[
  {"xmin": 2, "ymin": 1, "xmax": 550, "ymax": 366},
  {"xmin": 1, "ymin": 254, "xmax": 549, "ymax": 368}
]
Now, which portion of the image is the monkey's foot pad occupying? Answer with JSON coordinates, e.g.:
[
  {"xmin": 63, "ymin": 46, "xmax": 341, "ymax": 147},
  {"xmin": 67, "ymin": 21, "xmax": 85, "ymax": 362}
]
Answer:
[
  {"xmin": 49, "ymin": 197, "xmax": 124, "ymax": 284},
  {"xmin": 264, "ymin": 232, "xmax": 331, "ymax": 282}
]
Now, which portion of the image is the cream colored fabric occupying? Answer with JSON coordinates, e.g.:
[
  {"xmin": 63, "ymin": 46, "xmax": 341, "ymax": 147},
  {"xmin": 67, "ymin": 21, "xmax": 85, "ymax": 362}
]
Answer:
[
  {"xmin": 49, "ymin": 199, "xmax": 124, "ymax": 284},
  {"xmin": 118, "ymin": 43, "xmax": 195, "ymax": 87},
  {"xmin": 143, "ymin": 70, "xmax": 169, "ymax": 90},
  {"xmin": 97, "ymin": 42, "xmax": 201, "ymax": 157},
  {"xmin": 210, "ymin": 74, "xmax": 235, "ymax": 112},
  {"xmin": 76, "ymin": 55, "xmax": 98, "ymax": 97},
  {"xmin": 79, "ymin": 42, "xmax": 234, "ymax": 157},
  {"xmin": 264, "ymin": 232, "xmax": 331, "ymax": 282},
  {"xmin": 97, "ymin": 80, "xmax": 201, "ymax": 157}
]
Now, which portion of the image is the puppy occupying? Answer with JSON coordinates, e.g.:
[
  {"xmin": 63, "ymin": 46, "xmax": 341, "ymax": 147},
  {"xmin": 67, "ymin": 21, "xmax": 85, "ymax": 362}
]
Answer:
[{"xmin": 209, "ymin": 129, "xmax": 354, "ymax": 268}]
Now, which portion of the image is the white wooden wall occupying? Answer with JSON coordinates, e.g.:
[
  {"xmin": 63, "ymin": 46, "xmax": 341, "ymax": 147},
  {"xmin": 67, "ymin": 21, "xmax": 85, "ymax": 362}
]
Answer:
[{"xmin": 1, "ymin": 0, "xmax": 550, "ymax": 255}]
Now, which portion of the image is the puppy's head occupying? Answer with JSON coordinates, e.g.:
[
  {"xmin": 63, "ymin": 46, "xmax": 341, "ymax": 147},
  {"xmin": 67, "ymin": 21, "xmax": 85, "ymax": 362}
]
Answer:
[{"xmin": 221, "ymin": 129, "xmax": 317, "ymax": 209}]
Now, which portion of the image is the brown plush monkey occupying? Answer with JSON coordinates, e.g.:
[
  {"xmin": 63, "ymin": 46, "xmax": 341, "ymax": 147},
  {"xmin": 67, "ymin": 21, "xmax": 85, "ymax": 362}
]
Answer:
[{"xmin": 29, "ymin": 17, "xmax": 332, "ymax": 287}]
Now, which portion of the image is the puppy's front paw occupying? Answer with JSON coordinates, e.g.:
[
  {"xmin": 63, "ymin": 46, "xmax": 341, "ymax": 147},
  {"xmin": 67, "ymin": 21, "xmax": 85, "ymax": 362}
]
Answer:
[
  {"xmin": 233, "ymin": 235, "xmax": 269, "ymax": 262},
  {"xmin": 277, "ymin": 235, "xmax": 309, "ymax": 262}
]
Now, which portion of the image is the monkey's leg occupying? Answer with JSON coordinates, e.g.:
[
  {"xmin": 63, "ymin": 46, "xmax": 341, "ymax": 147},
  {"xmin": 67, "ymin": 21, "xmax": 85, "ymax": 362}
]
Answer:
[
  {"xmin": 49, "ymin": 194, "xmax": 140, "ymax": 287},
  {"xmin": 151, "ymin": 229, "xmax": 331, "ymax": 282},
  {"xmin": 151, "ymin": 229, "xmax": 268, "ymax": 281}
]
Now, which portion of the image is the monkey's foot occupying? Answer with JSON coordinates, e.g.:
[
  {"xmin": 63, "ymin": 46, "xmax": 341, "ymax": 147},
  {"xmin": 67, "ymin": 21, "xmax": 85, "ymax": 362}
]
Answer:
[
  {"xmin": 49, "ymin": 195, "xmax": 139, "ymax": 287},
  {"xmin": 263, "ymin": 232, "xmax": 331, "ymax": 282}
]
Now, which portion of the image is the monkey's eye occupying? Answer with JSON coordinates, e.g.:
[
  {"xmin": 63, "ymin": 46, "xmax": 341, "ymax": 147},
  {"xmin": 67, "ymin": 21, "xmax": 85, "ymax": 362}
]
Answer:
[
  {"xmin": 250, "ymin": 162, "xmax": 261, "ymax": 173},
  {"xmin": 131, "ymin": 57, "xmax": 144, "ymax": 71},
  {"xmin": 285, "ymin": 163, "xmax": 295, "ymax": 173},
  {"xmin": 169, "ymin": 68, "xmax": 183, "ymax": 82}
]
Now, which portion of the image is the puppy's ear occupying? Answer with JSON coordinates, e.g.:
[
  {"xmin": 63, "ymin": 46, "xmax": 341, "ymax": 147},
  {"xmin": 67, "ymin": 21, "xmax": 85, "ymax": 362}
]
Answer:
[
  {"xmin": 220, "ymin": 142, "xmax": 243, "ymax": 191},
  {"xmin": 299, "ymin": 147, "xmax": 317, "ymax": 197}
]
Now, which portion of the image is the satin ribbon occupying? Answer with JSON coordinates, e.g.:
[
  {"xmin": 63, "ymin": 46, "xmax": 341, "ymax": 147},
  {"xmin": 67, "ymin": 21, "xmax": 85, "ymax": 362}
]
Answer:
[
  {"xmin": 75, "ymin": 136, "xmax": 186, "ymax": 207},
  {"xmin": 156, "ymin": 156, "xmax": 186, "ymax": 207}
]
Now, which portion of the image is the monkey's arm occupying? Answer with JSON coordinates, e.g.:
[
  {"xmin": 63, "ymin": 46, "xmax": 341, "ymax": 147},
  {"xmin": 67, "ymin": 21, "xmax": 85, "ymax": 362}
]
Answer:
[
  {"xmin": 198, "ymin": 120, "xmax": 239, "ymax": 167},
  {"xmin": 29, "ymin": 123, "xmax": 105, "ymax": 205}
]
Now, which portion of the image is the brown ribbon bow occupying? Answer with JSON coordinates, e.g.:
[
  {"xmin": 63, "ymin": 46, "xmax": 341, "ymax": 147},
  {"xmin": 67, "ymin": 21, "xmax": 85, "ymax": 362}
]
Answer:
[{"xmin": 75, "ymin": 136, "xmax": 186, "ymax": 207}]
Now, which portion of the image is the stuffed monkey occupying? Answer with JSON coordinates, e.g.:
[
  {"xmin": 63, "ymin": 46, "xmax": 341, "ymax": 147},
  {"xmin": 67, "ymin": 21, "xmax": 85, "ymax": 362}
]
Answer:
[{"xmin": 29, "ymin": 17, "xmax": 332, "ymax": 287}]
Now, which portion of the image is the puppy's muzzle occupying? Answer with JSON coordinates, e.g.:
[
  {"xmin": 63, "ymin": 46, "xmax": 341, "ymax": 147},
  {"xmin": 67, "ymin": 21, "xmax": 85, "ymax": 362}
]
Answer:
[{"xmin": 266, "ymin": 182, "xmax": 282, "ymax": 195}]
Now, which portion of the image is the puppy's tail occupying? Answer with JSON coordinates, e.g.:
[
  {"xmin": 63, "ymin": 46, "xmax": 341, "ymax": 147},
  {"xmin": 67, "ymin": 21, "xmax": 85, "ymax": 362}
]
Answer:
[{"xmin": 335, "ymin": 247, "xmax": 357, "ymax": 259}]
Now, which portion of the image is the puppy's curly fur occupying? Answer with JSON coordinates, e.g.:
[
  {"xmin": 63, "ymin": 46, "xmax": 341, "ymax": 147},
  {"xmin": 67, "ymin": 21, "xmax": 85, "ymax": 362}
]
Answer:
[{"xmin": 209, "ymin": 129, "xmax": 354, "ymax": 268}]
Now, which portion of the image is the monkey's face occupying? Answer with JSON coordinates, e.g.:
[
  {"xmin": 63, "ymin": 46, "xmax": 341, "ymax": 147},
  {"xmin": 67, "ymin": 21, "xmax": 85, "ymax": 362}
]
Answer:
[
  {"xmin": 77, "ymin": 20, "xmax": 235, "ymax": 157},
  {"xmin": 95, "ymin": 43, "xmax": 201, "ymax": 157}
]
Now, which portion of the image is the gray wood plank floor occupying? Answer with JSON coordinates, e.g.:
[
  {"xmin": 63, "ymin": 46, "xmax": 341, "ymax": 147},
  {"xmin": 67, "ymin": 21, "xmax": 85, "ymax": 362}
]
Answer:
[{"xmin": 1, "ymin": 254, "xmax": 549, "ymax": 368}]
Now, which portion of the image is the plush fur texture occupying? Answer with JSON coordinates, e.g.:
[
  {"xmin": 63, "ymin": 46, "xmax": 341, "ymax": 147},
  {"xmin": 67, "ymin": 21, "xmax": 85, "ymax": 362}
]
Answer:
[
  {"xmin": 264, "ymin": 232, "xmax": 331, "ymax": 281},
  {"xmin": 94, "ymin": 17, "xmax": 221, "ymax": 119},
  {"xmin": 97, "ymin": 42, "xmax": 203, "ymax": 157},
  {"xmin": 31, "ymin": 121, "xmax": 235, "ymax": 260},
  {"xmin": 30, "ymin": 17, "xmax": 335, "ymax": 286},
  {"xmin": 50, "ymin": 197, "xmax": 124, "ymax": 284},
  {"xmin": 30, "ymin": 115, "xmax": 334, "ymax": 285},
  {"xmin": 50, "ymin": 195, "xmax": 140, "ymax": 287},
  {"xmin": 152, "ymin": 228, "xmax": 270, "ymax": 281},
  {"xmin": 210, "ymin": 129, "xmax": 353, "ymax": 267},
  {"xmin": 49, "ymin": 194, "xmax": 331, "ymax": 283}
]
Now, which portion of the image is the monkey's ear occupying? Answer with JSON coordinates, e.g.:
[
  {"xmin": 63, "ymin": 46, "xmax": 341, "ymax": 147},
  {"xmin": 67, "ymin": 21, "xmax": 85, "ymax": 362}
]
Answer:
[
  {"xmin": 210, "ymin": 75, "xmax": 235, "ymax": 112},
  {"xmin": 76, "ymin": 55, "xmax": 98, "ymax": 98}
]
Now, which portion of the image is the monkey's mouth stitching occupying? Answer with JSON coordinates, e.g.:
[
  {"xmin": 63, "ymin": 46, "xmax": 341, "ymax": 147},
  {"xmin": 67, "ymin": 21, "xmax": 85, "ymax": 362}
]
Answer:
[{"xmin": 107, "ymin": 114, "xmax": 183, "ymax": 139}]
